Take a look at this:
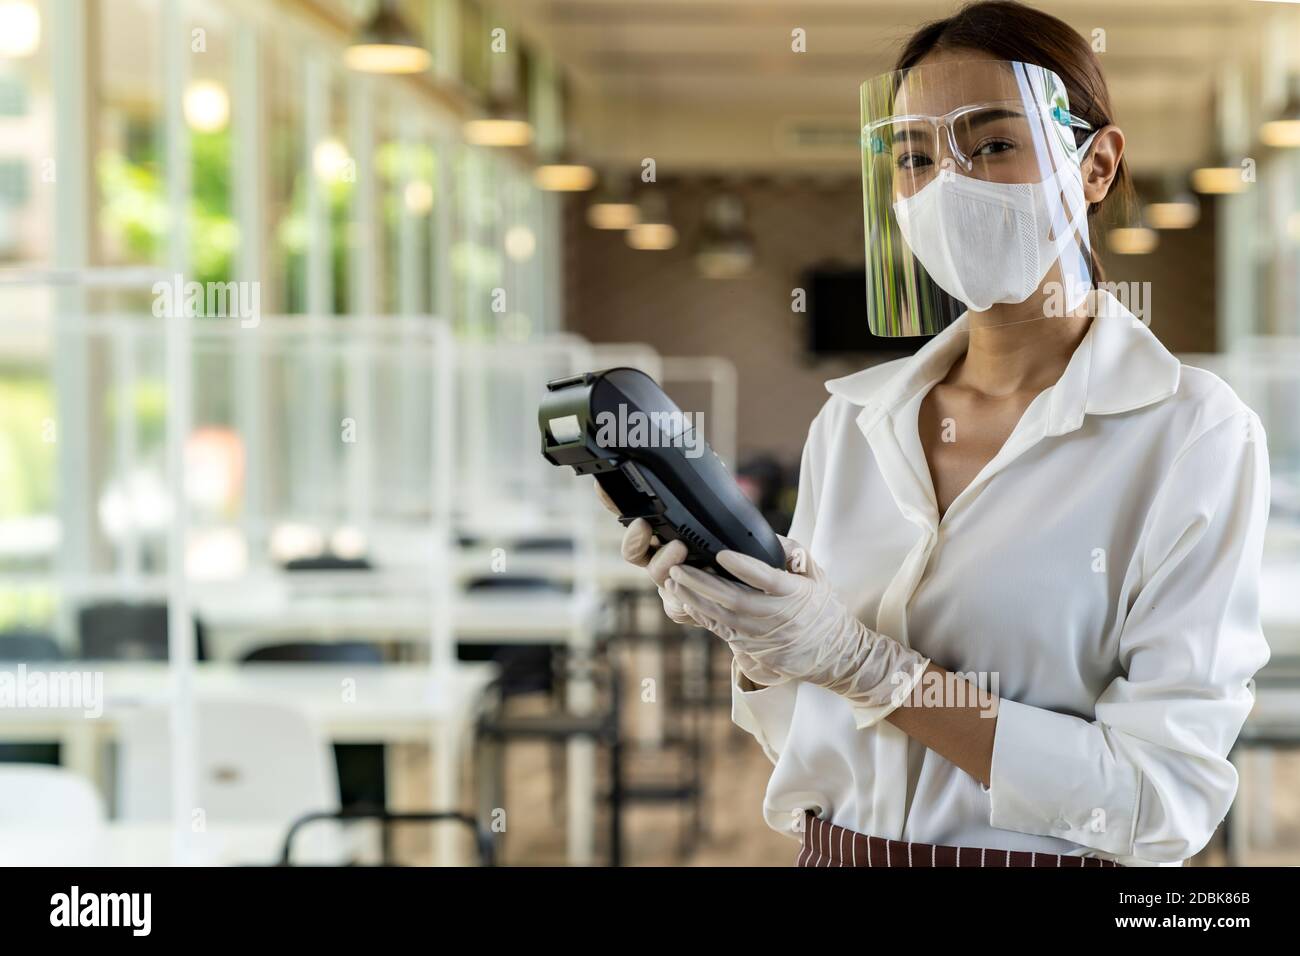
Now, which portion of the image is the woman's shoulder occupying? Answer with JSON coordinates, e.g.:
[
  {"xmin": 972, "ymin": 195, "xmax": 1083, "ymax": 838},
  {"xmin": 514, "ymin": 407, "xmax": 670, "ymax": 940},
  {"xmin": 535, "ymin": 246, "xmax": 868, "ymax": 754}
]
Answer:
[
  {"xmin": 1163, "ymin": 361, "xmax": 1263, "ymax": 450},
  {"xmin": 1172, "ymin": 361, "xmax": 1250, "ymax": 409}
]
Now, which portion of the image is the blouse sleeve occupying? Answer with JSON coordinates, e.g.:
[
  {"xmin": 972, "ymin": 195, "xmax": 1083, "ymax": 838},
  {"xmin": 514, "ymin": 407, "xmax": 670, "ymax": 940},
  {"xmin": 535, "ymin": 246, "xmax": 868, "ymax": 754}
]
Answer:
[{"xmin": 987, "ymin": 409, "xmax": 1271, "ymax": 862}]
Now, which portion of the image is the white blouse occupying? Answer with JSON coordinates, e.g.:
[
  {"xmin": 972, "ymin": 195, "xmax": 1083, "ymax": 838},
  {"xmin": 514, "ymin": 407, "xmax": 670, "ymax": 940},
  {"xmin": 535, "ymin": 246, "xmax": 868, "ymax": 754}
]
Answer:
[{"xmin": 732, "ymin": 291, "xmax": 1270, "ymax": 866}]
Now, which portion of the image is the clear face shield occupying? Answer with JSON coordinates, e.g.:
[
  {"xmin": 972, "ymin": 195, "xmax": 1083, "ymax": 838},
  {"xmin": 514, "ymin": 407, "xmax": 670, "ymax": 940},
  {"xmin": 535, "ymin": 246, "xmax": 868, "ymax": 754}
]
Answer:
[{"xmin": 860, "ymin": 59, "xmax": 1099, "ymax": 336}]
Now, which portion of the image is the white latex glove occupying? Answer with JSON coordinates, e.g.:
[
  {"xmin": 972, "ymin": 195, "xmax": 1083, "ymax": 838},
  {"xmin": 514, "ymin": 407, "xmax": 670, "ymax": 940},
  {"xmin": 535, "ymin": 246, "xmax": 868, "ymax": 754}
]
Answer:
[
  {"xmin": 595, "ymin": 485, "xmax": 698, "ymax": 626},
  {"xmin": 664, "ymin": 536, "xmax": 930, "ymax": 721}
]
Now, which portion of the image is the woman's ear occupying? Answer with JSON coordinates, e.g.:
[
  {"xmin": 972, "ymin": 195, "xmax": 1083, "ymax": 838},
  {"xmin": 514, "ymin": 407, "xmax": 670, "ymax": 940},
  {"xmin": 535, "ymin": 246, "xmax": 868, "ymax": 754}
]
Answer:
[{"xmin": 1082, "ymin": 124, "xmax": 1124, "ymax": 204}]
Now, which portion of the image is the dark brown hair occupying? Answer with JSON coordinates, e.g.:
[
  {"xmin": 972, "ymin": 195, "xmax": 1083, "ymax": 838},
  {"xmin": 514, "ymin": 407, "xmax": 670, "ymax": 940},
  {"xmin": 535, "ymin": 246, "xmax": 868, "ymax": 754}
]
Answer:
[{"xmin": 895, "ymin": 0, "xmax": 1133, "ymax": 279}]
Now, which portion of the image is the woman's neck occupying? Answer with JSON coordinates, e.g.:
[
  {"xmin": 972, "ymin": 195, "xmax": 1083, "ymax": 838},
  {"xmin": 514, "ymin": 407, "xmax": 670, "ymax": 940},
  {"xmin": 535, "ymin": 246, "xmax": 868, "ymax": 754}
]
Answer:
[{"xmin": 949, "ymin": 303, "xmax": 1093, "ymax": 397}]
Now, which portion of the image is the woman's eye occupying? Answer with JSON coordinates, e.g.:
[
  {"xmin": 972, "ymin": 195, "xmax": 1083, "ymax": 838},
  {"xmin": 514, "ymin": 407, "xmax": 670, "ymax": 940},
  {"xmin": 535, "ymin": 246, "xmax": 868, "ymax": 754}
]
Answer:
[
  {"xmin": 896, "ymin": 152, "xmax": 933, "ymax": 170},
  {"xmin": 972, "ymin": 139, "xmax": 1014, "ymax": 158}
]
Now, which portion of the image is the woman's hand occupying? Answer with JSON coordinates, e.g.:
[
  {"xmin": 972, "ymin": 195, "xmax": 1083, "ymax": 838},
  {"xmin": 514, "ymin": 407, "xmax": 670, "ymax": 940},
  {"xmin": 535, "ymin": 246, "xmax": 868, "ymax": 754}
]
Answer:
[
  {"xmin": 594, "ymin": 486, "xmax": 773, "ymax": 689},
  {"xmin": 664, "ymin": 537, "xmax": 930, "ymax": 715},
  {"xmin": 594, "ymin": 484, "xmax": 695, "ymax": 626}
]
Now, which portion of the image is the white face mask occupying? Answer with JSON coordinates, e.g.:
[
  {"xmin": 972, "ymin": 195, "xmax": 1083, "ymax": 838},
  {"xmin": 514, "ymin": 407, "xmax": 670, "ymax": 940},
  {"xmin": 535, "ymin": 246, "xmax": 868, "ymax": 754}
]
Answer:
[{"xmin": 891, "ymin": 150, "xmax": 1093, "ymax": 314}]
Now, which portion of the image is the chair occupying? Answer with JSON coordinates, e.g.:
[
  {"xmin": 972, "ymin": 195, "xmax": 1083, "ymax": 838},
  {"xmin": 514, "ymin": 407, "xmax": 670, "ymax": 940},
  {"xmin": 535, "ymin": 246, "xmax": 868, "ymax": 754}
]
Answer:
[
  {"xmin": 0, "ymin": 630, "xmax": 63, "ymax": 766},
  {"xmin": 279, "ymin": 809, "xmax": 496, "ymax": 867},
  {"xmin": 0, "ymin": 764, "xmax": 105, "ymax": 826},
  {"xmin": 77, "ymin": 602, "xmax": 208, "ymax": 661},
  {"xmin": 513, "ymin": 536, "xmax": 574, "ymax": 554},
  {"xmin": 0, "ymin": 630, "xmax": 62, "ymax": 661},
  {"xmin": 116, "ymin": 698, "xmax": 339, "ymax": 828},
  {"xmin": 606, "ymin": 588, "xmax": 712, "ymax": 860},
  {"xmin": 241, "ymin": 642, "xmax": 388, "ymax": 816},
  {"xmin": 269, "ymin": 565, "xmax": 391, "ymax": 815},
  {"xmin": 283, "ymin": 554, "xmax": 373, "ymax": 572},
  {"xmin": 459, "ymin": 574, "xmax": 580, "ymax": 832},
  {"xmin": 475, "ymin": 645, "xmax": 627, "ymax": 865},
  {"xmin": 243, "ymin": 641, "xmax": 383, "ymax": 666},
  {"xmin": 457, "ymin": 575, "xmax": 569, "ymax": 696},
  {"xmin": 0, "ymin": 765, "xmax": 108, "ymax": 865}
]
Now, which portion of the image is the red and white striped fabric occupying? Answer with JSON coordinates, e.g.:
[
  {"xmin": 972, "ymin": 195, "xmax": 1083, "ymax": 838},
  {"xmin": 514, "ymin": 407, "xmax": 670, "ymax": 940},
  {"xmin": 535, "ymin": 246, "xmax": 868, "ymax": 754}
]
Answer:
[{"xmin": 795, "ymin": 811, "xmax": 1122, "ymax": 868}]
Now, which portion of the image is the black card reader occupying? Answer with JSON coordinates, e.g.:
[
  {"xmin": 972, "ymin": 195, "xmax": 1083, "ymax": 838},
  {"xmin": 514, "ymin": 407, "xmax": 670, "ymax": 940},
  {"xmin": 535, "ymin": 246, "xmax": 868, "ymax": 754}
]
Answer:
[{"xmin": 539, "ymin": 367, "xmax": 786, "ymax": 578}]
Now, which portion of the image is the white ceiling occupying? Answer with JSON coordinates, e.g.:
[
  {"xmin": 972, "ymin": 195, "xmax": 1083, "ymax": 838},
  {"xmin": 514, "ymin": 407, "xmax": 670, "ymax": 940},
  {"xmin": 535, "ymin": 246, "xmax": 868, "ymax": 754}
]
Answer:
[{"xmin": 505, "ymin": 0, "xmax": 1300, "ymax": 176}]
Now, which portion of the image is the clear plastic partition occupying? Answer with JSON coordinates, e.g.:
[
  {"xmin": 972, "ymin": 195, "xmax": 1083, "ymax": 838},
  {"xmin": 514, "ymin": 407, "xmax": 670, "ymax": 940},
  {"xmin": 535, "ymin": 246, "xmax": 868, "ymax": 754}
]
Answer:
[
  {"xmin": 453, "ymin": 335, "xmax": 594, "ymax": 540},
  {"xmin": 0, "ymin": 312, "xmax": 458, "ymax": 866},
  {"xmin": 0, "ymin": 314, "xmax": 193, "ymax": 865}
]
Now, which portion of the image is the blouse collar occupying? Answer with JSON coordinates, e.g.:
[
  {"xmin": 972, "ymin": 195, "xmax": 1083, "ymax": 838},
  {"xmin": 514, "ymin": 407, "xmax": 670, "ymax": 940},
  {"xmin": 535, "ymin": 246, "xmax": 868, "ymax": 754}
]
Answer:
[{"xmin": 825, "ymin": 289, "xmax": 1181, "ymax": 438}]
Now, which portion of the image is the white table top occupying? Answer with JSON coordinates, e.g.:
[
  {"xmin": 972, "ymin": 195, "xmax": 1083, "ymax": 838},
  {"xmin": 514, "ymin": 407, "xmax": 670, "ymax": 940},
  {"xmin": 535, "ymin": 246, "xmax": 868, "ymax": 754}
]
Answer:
[
  {"xmin": 193, "ymin": 578, "xmax": 609, "ymax": 644},
  {"xmin": 454, "ymin": 546, "xmax": 653, "ymax": 588},
  {"xmin": 0, "ymin": 822, "xmax": 341, "ymax": 866},
  {"xmin": 0, "ymin": 661, "xmax": 498, "ymax": 741}
]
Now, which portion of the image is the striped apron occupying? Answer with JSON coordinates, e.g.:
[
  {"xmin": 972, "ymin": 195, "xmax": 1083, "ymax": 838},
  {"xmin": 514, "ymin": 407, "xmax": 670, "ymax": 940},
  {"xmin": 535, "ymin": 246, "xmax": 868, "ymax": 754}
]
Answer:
[{"xmin": 795, "ymin": 811, "xmax": 1122, "ymax": 867}]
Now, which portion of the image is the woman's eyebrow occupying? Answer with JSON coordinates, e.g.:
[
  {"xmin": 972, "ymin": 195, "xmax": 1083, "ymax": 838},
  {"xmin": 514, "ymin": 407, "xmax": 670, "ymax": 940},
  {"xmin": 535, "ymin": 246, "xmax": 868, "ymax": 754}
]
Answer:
[
  {"xmin": 891, "ymin": 126, "xmax": 930, "ymax": 145},
  {"xmin": 964, "ymin": 106, "xmax": 1025, "ymax": 128}
]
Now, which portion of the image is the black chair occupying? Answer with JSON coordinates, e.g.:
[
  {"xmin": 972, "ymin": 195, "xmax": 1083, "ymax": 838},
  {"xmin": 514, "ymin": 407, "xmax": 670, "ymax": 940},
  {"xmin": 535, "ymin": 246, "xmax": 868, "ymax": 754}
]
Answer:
[
  {"xmin": 240, "ymin": 641, "xmax": 389, "ymax": 835},
  {"xmin": 243, "ymin": 641, "xmax": 384, "ymax": 666},
  {"xmin": 457, "ymin": 576, "xmax": 570, "ymax": 696},
  {"xmin": 269, "ymin": 556, "xmax": 388, "ymax": 820},
  {"xmin": 475, "ymin": 648, "xmax": 625, "ymax": 865},
  {"xmin": 462, "ymin": 571, "xmax": 621, "ymax": 853},
  {"xmin": 0, "ymin": 629, "xmax": 62, "ymax": 662},
  {"xmin": 77, "ymin": 602, "xmax": 208, "ymax": 661},
  {"xmin": 283, "ymin": 554, "xmax": 373, "ymax": 572},
  {"xmin": 279, "ymin": 809, "xmax": 495, "ymax": 866},
  {"xmin": 512, "ymin": 536, "xmax": 574, "ymax": 554},
  {"xmin": 0, "ymin": 629, "xmax": 63, "ymax": 765},
  {"xmin": 457, "ymin": 534, "xmax": 573, "ymax": 554},
  {"xmin": 606, "ymin": 587, "xmax": 712, "ymax": 860},
  {"xmin": 461, "ymin": 574, "xmax": 570, "ymax": 592}
]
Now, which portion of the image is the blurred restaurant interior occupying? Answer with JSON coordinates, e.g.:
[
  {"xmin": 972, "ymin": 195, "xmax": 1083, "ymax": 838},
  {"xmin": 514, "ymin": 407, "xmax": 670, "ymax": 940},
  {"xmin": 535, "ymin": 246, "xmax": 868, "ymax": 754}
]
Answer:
[{"xmin": 0, "ymin": 0, "xmax": 1299, "ymax": 867}]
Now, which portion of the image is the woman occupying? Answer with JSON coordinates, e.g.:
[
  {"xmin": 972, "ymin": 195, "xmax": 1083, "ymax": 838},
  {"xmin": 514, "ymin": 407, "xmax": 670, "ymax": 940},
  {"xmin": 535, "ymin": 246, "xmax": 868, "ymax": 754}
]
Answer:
[{"xmin": 606, "ymin": 1, "xmax": 1270, "ymax": 867}]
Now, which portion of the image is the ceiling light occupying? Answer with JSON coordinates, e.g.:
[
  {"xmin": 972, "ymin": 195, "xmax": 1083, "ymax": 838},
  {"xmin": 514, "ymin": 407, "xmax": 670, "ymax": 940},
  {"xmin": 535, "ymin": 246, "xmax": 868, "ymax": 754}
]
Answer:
[
  {"xmin": 694, "ymin": 194, "xmax": 755, "ymax": 278},
  {"xmin": 624, "ymin": 195, "xmax": 676, "ymax": 251},
  {"xmin": 463, "ymin": 98, "xmax": 534, "ymax": 147},
  {"xmin": 1191, "ymin": 166, "xmax": 1248, "ymax": 195},
  {"xmin": 1262, "ymin": 118, "xmax": 1300, "ymax": 147},
  {"xmin": 183, "ymin": 80, "xmax": 230, "ymax": 133},
  {"xmin": 627, "ymin": 194, "xmax": 677, "ymax": 250},
  {"xmin": 0, "ymin": 2, "xmax": 39, "ymax": 58},
  {"xmin": 534, "ymin": 163, "xmax": 596, "ymax": 192},
  {"xmin": 1145, "ymin": 202, "xmax": 1199, "ymax": 230},
  {"xmin": 627, "ymin": 223, "xmax": 678, "ymax": 251},
  {"xmin": 463, "ymin": 118, "xmax": 532, "ymax": 146},
  {"xmin": 586, "ymin": 174, "xmax": 641, "ymax": 229},
  {"xmin": 587, "ymin": 202, "xmax": 640, "ymax": 230},
  {"xmin": 1261, "ymin": 83, "xmax": 1300, "ymax": 148},
  {"xmin": 404, "ymin": 180, "xmax": 434, "ymax": 214},
  {"xmin": 344, "ymin": 0, "xmax": 431, "ymax": 75},
  {"xmin": 504, "ymin": 224, "xmax": 536, "ymax": 261},
  {"xmin": 1144, "ymin": 184, "xmax": 1200, "ymax": 230},
  {"xmin": 1108, "ymin": 226, "xmax": 1159, "ymax": 255},
  {"xmin": 313, "ymin": 138, "xmax": 353, "ymax": 182}
]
